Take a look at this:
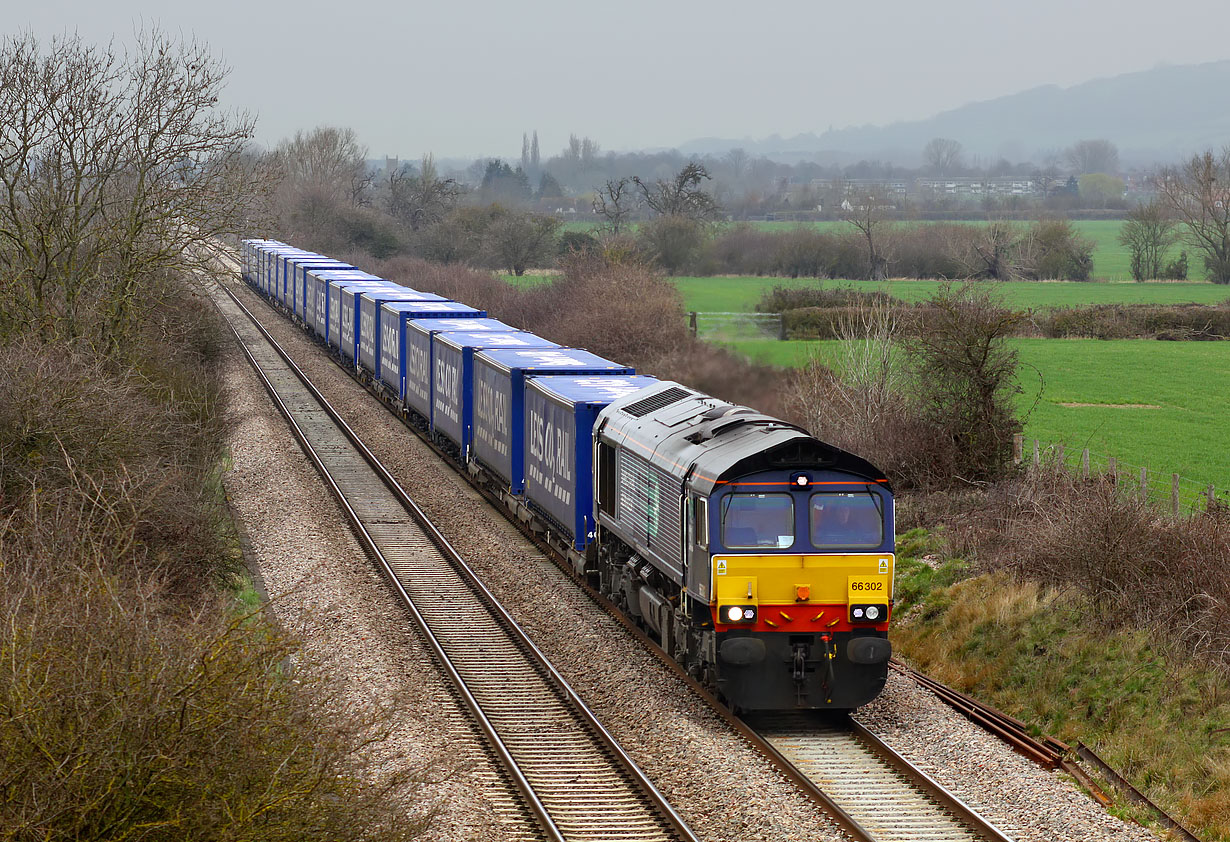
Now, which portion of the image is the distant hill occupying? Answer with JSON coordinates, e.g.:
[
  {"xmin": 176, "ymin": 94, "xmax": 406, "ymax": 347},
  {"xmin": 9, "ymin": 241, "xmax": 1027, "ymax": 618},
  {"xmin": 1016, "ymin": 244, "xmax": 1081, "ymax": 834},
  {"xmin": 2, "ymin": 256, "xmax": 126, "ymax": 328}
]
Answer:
[{"xmin": 680, "ymin": 61, "xmax": 1230, "ymax": 167}]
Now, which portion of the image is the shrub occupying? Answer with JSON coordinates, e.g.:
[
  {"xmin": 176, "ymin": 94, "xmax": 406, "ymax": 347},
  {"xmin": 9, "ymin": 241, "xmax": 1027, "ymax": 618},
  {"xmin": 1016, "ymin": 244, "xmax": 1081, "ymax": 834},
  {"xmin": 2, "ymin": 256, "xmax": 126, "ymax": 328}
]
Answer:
[
  {"xmin": 557, "ymin": 229, "xmax": 600, "ymax": 258},
  {"xmin": 522, "ymin": 253, "xmax": 692, "ymax": 367},
  {"xmin": 979, "ymin": 468, "xmax": 1230, "ymax": 668},
  {"xmin": 1023, "ymin": 218, "xmax": 1095, "ymax": 280},
  {"xmin": 637, "ymin": 215, "xmax": 706, "ymax": 274},
  {"xmin": 0, "ymin": 508, "xmax": 430, "ymax": 841},
  {"xmin": 757, "ymin": 285, "xmax": 899, "ymax": 313},
  {"xmin": 0, "ymin": 281, "xmax": 230, "ymax": 596}
]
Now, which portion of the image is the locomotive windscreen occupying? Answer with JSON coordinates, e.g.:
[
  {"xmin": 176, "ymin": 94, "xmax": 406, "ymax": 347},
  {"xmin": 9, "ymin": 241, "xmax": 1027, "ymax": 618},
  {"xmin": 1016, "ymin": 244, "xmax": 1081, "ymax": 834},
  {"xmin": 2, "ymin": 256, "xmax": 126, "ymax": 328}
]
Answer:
[{"xmin": 809, "ymin": 492, "xmax": 884, "ymax": 549}]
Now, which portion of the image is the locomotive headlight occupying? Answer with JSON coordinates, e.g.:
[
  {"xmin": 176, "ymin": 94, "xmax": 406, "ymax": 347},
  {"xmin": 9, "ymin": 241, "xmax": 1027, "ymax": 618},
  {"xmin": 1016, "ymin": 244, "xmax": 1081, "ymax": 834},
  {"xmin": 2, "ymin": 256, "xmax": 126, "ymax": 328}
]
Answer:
[
  {"xmin": 720, "ymin": 605, "xmax": 756, "ymax": 624},
  {"xmin": 865, "ymin": 605, "xmax": 880, "ymax": 621},
  {"xmin": 791, "ymin": 472, "xmax": 811, "ymax": 488}
]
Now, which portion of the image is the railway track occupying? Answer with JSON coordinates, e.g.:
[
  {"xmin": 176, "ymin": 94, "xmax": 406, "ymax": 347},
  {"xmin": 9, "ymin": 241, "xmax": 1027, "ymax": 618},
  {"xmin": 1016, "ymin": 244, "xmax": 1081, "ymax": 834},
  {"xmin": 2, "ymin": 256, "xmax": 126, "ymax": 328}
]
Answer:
[
  {"xmin": 204, "ymin": 271, "xmax": 699, "ymax": 842},
  {"xmin": 749, "ymin": 713, "xmax": 1014, "ymax": 842},
  {"xmin": 206, "ymin": 249, "xmax": 1045, "ymax": 842}
]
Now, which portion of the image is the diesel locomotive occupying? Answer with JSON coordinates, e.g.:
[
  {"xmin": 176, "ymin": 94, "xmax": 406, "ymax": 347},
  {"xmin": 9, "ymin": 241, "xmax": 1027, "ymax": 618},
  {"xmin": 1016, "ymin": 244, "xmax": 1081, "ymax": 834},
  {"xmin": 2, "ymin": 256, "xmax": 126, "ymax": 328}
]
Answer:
[{"xmin": 240, "ymin": 238, "xmax": 895, "ymax": 711}]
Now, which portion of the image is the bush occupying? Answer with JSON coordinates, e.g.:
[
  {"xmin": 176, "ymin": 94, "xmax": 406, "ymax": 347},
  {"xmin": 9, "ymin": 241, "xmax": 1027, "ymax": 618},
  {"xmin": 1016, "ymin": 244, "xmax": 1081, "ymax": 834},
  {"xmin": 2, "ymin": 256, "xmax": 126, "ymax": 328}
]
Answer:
[
  {"xmin": 1036, "ymin": 303, "xmax": 1230, "ymax": 340},
  {"xmin": 0, "ymin": 510, "xmax": 429, "ymax": 841},
  {"xmin": 0, "ymin": 283, "xmax": 229, "ymax": 596},
  {"xmin": 1023, "ymin": 218, "xmax": 1095, "ymax": 280},
  {"xmin": 521, "ymin": 253, "xmax": 692, "ymax": 367},
  {"xmin": 557, "ymin": 229, "xmax": 599, "ymax": 258},
  {"xmin": 980, "ymin": 469, "xmax": 1230, "ymax": 668},
  {"xmin": 637, "ymin": 215, "xmax": 706, "ymax": 275}
]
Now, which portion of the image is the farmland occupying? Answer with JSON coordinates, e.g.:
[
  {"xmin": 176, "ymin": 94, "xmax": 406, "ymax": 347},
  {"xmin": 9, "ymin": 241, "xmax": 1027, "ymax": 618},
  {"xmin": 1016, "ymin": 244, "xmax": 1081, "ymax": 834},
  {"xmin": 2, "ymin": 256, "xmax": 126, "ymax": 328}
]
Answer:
[{"xmin": 715, "ymin": 337, "xmax": 1230, "ymax": 493}]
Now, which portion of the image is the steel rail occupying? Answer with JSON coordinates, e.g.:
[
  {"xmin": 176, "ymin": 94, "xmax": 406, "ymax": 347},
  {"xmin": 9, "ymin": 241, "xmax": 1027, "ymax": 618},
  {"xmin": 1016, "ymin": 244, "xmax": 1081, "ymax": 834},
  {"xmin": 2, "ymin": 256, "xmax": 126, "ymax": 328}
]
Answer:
[
  {"xmin": 218, "ymin": 262, "xmax": 1006, "ymax": 842},
  {"xmin": 207, "ymin": 272, "xmax": 699, "ymax": 842},
  {"xmin": 214, "ymin": 253, "xmax": 1033, "ymax": 841}
]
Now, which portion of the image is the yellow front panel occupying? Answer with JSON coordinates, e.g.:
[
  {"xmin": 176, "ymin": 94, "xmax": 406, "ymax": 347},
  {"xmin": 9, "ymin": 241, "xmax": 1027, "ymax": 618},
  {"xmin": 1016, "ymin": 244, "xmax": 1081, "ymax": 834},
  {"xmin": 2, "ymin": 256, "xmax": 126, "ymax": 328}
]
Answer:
[{"xmin": 713, "ymin": 554, "xmax": 895, "ymax": 604}]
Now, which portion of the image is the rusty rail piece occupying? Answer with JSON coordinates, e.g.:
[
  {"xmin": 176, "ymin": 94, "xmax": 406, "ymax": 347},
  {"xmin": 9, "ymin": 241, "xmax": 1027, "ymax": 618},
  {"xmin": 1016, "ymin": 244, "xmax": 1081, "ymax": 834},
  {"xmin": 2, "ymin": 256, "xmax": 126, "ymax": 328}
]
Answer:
[
  {"xmin": 889, "ymin": 659, "xmax": 1211, "ymax": 840},
  {"xmin": 888, "ymin": 659, "xmax": 1067, "ymax": 768},
  {"xmin": 888, "ymin": 660, "xmax": 1117, "ymax": 805},
  {"xmin": 1076, "ymin": 743, "xmax": 1203, "ymax": 842}
]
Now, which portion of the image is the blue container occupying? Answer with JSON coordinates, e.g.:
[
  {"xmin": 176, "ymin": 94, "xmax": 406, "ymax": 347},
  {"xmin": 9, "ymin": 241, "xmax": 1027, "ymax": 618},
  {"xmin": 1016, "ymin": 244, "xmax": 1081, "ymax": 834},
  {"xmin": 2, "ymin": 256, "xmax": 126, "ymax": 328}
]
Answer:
[
  {"xmin": 378, "ymin": 302, "xmax": 488, "ymax": 402},
  {"xmin": 360, "ymin": 290, "xmax": 454, "ymax": 378},
  {"xmin": 275, "ymin": 250, "xmax": 316, "ymax": 306},
  {"xmin": 241, "ymin": 239, "xmax": 280, "ymax": 285},
  {"xmin": 299, "ymin": 263, "xmax": 365, "ymax": 328},
  {"xmin": 338, "ymin": 283, "xmax": 406, "ymax": 365},
  {"xmin": 403, "ymin": 318, "xmax": 517, "ymax": 423},
  {"xmin": 287, "ymin": 257, "xmax": 353, "ymax": 319},
  {"xmin": 432, "ymin": 331, "xmax": 558, "ymax": 459},
  {"xmin": 523, "ymin": 375, "xmax": 660, "ymax": 549},
  {"xmin": 472, "ymin": 348, "xmax": 634, "ymax": 493},
  {"xmin": 327, "ymin": 281, "xmax": 394, "ymax": 351},
  {"xmin": 307, "ymin": 269, "xmax": 382, "ymax": 339},
  {"xmin": 269, "ymin": 247, "xmax": 311, "ymax": 304}
]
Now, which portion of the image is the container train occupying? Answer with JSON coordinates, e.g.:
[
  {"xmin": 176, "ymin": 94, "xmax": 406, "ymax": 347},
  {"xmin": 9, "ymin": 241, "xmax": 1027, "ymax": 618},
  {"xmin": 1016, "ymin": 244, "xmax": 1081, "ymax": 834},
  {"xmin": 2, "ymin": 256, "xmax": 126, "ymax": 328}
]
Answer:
[{"xmin": 240, "ymin": 239, "xmax": 895, "ymax": 711}]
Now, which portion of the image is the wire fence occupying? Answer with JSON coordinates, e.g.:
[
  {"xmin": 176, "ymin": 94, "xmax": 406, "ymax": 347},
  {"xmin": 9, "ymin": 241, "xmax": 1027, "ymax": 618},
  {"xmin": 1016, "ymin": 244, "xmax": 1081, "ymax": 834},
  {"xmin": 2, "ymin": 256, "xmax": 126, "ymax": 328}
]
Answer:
[{"xmin": 1015, "ymin": 435, "xmax": 1224, "ymax": 517}]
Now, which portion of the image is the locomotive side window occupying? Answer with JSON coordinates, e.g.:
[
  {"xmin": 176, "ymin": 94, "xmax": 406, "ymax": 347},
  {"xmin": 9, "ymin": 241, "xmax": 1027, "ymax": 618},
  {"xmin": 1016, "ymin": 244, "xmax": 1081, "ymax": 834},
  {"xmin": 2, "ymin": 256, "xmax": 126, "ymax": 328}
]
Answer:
[
  {"xmin": 597, "ymin": 442, "xmax": 617, "ymax": 516},
  {"xmin": 693, "ymin": 497, "xmax": 708, "ymax": 549},
  {"xmin": 721, "ymin": 494, "xmax": 793, "ymax": 549},
  {"xmin": 810, "ymin": 492, "xmax": 883, "ymax": 549}
]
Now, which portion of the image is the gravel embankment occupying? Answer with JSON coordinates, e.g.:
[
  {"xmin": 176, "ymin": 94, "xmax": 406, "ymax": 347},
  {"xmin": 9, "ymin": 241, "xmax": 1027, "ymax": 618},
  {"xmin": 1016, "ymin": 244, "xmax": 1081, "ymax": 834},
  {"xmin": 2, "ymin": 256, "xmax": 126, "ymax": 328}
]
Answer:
[
  {"xmin": 219, "ymin": 325, "xmax": 539, "ymax": 841},
  {"xmin": 222, "ymin": 274, "xmax": 1161, "ymax": 842}
]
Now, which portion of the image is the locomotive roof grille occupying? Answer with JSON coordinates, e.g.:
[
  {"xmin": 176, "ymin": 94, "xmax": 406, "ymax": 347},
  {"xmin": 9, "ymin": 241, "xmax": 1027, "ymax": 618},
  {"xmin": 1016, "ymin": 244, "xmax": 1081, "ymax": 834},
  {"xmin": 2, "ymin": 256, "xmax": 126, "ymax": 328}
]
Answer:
[{"xmin": 619, "ymin": 386, "xmax": 691, "ymax": 418}]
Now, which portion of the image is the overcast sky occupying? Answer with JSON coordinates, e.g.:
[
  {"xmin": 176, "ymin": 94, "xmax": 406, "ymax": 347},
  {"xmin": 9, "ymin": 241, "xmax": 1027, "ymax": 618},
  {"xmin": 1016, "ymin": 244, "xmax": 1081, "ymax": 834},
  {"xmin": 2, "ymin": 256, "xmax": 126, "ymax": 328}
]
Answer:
[{"xmin": 12, "ymin": 0, "xmax": 1230, "ymax": 161}]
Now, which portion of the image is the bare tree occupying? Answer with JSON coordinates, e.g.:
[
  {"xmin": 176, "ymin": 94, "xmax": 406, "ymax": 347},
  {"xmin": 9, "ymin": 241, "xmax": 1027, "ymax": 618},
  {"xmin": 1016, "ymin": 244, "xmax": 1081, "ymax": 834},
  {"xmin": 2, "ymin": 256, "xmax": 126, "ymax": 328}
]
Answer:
[
  {"xmin": 923, "ymin": 137, "xmax": 964, "ymax": 175},
  {"xmin": 1065, "ymin": 139, "xmax": 1119, "ymax": 175},
  {"xmin": 482, "ymin": 210, "xmax": 561, "ymax": 276},
  {"xmin": 842, "ymin": 188, "xmax": 895, "ymax": 280},
  {"xmin": 0, "ymin": 30, "xmax": 273, "ymax": 344},
  {"xmin": 386, "ymin": 154, "xmax": 461, "ymax": 231},
  {"xmin": 633, "ymin": 162, "xmax": 721, "ymax": 221},
  {"xmin": 274, "ymin": 125, "xmax": 372, "ymax": 207},
  {"xmin": 1119, "ymin": 200, "xmax": 1179, "ymax": 280},
  {"xmin": 591, "ymin": 177, "xmax": 638, "ymax": 236},
  {"xmin": 1156, "ymin": 148, "xmax": 1230, "ymax": 284}
]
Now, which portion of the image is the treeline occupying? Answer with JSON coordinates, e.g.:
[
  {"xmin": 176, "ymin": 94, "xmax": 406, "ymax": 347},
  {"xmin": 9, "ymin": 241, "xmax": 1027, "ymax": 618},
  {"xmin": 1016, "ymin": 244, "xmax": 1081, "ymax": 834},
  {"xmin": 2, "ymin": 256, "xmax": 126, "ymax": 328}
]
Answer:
[
  {"xmin": 0, "ymin": 32, "xmax": 427, "ymax": 839},
  {"xmin": 760, "ymin": 287, "xmax": 1230, "ymax": 341}
]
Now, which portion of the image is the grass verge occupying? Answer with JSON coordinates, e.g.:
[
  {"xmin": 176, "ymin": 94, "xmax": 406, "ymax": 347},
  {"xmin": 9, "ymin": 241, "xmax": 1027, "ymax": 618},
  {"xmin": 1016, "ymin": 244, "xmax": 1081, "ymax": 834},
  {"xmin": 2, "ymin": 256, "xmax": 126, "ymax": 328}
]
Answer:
[{"xmin": 892, "ymin": 529, "xmax": 1230, "ymax": 841}]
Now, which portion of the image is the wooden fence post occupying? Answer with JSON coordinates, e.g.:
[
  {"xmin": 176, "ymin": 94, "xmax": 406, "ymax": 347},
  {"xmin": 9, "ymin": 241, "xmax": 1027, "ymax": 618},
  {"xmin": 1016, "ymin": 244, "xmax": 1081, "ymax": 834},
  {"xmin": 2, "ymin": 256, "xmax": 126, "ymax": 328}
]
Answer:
[
  {"xmin": 1033, "ymin": 439, "xmax": 1040, "ymax": 468},
  {"xmin": 1140, "ymin": 467, "xmax": 1148, "ymax": 501},
  {"xmin": 1013, "ymin": 434, "xmax": 1023, "ymax": 465},
  {"xmin": 1108, "ymin": 457, "xmax": 1117, "ymax": 479},
  {"xmin": 1081, "ymin": 448, "xmax": 1090, "ymax": 478},
  {"xmin": 689, "ymin": 311, "xmax": 698, "ymax": 337},
  {"xmin": 778, "ymin": 313, "xmax": 787, "ymax": 341},
  {"xmin": 1056, "ymin": 443, "xmax": 1064, "ymax": 467},
  {"xmin": 1172, "ymin": 474, "xmax": 1181, "ymax": 517},
  {"xmin": 1208, "ymin": 484, "xmax": 1217, "ymax": 509}
]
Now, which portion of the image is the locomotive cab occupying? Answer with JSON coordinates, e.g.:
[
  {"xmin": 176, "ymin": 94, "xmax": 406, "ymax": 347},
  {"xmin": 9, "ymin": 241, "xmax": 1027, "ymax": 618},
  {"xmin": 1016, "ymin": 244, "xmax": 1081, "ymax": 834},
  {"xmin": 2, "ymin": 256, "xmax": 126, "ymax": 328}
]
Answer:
[
  {"xmin": 700, "ymin": 471, "xmax": 894, "ymax": 711},
  {"xmin": 594, "ymin": 380, "xmax": 895, "ymax": 712}
]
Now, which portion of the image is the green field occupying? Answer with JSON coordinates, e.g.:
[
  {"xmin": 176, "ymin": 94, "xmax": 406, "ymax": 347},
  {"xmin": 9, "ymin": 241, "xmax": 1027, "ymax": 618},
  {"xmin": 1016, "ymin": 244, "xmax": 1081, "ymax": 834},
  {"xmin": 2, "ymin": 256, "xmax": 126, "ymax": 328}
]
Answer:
[
  {"xmin": 716, "ymin": 338, "xmax": 1230, "ymax": 492},
  {"xmin": 672, "ymin": 276, "xmax": 1228, "ymax": 313}
]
